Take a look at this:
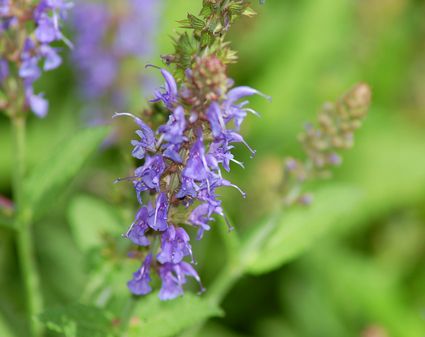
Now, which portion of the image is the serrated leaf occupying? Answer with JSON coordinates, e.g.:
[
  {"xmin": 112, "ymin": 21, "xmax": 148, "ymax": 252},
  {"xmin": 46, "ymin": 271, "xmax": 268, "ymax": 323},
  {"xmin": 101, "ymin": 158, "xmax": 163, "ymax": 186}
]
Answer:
[
  {"xmin": 243, "ymin": 185, "xmax": 363, "ymax": 275},
  {"xmin": 68, "ymin": 195, "xmax": 122, "ymax": 251},
  {"xmin": 24, "ymin": 126, "xmax": 109, "ymax": 220},
  {"xmin": 128, "ymin": 293, "xmax": 223, "ymax": 337},
  {"xmin": 242, "ymin": 7, "xmax": 257, "ymax": 17},
  {"xmin": 188, "ymin": 14, "xmax": 205, "ymax": 30},
  {"xmin": 39, "ymin": 304, "xmax": 116, "ymax": 337}
]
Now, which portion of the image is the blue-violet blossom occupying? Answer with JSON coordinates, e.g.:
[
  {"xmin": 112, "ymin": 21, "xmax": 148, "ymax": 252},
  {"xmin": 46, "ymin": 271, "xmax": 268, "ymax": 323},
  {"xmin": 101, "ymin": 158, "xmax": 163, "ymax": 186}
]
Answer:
[
  {"xmin": 0, "ymin": 0, "xmax": 72, "ymax": 117},
  {"xmin": 117, "ymin": 55, "xmax": 269, "ymax": 300}
]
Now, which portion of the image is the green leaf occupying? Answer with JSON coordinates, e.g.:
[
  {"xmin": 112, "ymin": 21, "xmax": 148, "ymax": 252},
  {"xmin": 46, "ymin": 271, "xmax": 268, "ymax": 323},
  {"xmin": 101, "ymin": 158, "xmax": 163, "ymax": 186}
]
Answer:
[
  {"xmin": 303, "ymin": 246, "xmax": 425, "ymax": 337},
  {"xmin": 24, "ymin": 126, "xmax": 109, "ymax": 220},
  {"xmin": 243, "ymin": 185, "xmax": 363, "ymax": 275},
  {"xmin": 39, "ymin": 304, "xmax": 116, "ymax": 337},
  {"xmin": 0, "ymin": 313, "xmax": 15, "ymax": 337},
  {"xmin": 68, "ymin": 195, "xmax": 122, "ymax": 251},
  {"xmin": 128, "ymin": 293, "xmax": 223, "ymax": 337}
]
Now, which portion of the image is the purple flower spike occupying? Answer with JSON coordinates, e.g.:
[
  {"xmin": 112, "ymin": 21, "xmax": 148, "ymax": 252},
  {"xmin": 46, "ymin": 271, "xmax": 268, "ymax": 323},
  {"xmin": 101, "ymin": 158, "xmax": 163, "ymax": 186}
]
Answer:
[
  {"xmin": 148, "ymin": 192, "xmax": 169, "ymax": 231},
  {"xmin": 126, "ymin": 207, "xmax": 150, "ymax": 246},
  {"xmin": 119, "ymin": 56, "xmax": 267, "ymax": 299},
  {"xmin": 2, "ymin": 0, "xmax": 71, "ymax": 117},
  {"xmin": 128, "ymin": 254, "xmax": 153, "ymax": 295},
  {"xmin": 157, "ymin": 225, "xmax": 193, "ymax": 264}
]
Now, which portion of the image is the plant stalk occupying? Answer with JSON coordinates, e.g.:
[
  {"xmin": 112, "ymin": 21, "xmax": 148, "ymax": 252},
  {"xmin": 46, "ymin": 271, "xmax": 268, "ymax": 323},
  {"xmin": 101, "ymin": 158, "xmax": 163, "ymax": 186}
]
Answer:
[{"xmin": 12, "ymin": 116, "xmax": 43, "ymax": 337}]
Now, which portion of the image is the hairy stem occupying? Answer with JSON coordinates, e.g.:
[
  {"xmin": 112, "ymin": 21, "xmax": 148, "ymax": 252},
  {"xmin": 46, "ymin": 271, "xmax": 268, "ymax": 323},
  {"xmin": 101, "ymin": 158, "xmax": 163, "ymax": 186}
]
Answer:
[{"xmin": 12, "ymin": 116, "xmax": 43, "ymax": 337}]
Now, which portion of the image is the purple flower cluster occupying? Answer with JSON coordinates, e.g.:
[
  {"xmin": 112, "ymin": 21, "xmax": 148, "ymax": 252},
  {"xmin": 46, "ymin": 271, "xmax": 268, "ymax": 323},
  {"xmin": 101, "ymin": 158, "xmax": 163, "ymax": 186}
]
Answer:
[
  {"xmin": 117, "ymin": 56, "xmax": 269, "ymax": 300},
  {"xmin": 0, "ymin": 0, "xmax": 72, "ymax": 117},
  {"xmin": 72, "ymin": 0, "xmax": 160, "ymax": 107}
]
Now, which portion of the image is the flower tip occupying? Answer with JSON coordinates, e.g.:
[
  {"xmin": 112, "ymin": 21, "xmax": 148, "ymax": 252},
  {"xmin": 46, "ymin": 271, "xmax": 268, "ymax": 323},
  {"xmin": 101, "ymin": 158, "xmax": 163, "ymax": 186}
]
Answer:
[
  {"xmin": 257, "ymin": 90, "xmax": 272, "ymax": 102},
  {"xmin": 145, "ymin": 63, "xmax": 161, "ymax": 70},
  {"xmin": 112, "ymin": 112, "xmax": 132, "ymax": 119}
]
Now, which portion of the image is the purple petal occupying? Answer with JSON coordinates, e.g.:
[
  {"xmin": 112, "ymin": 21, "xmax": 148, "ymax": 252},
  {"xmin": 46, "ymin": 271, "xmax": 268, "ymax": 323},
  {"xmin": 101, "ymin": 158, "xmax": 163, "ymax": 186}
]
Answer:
[{"xmin": 128, "ymin": 254, "xmax": 152, "ymax": 295}]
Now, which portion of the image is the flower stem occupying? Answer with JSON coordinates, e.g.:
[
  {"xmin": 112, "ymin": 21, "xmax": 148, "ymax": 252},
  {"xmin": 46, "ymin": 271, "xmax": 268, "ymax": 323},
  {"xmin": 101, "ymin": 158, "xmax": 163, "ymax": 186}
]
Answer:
[
  {"xmin": 120, "ymin": 296, "xmax": 137, "ymax": 337},
  {"xmin": 11, "ymin": 116, "xmax": 43, "ymax": 337}
]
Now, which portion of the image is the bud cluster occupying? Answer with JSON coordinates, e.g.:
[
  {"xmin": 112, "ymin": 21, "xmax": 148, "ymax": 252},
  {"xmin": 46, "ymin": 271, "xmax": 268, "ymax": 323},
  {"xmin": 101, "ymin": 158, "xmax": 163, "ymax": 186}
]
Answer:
[
  {"xmin": 117, "ymin": 54, "xmax": 269, "ymax": 300},
  {"xmin": 281, "ymin": 83, "xmax": 371, "ymax": 205},
  {"xmin": 163, "ymin": 0, "xmax": 256, "ymax": 76},
  {"xmin": 0, "ymin": 0, "xmax": 72, "ymax": 117}
]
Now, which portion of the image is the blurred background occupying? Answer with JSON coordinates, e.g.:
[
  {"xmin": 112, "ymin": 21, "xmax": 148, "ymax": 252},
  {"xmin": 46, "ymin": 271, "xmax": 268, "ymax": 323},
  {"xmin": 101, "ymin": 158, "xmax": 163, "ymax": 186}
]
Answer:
[{"xmin": 1, "ymin": 0, "xmax": 425, "ymax": 336}]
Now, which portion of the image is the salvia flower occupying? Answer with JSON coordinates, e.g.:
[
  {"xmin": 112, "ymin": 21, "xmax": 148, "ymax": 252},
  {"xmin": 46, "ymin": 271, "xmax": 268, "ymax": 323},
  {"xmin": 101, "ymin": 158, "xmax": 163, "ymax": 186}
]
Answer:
[
  {"xmin": 0, "ymin": 0, "xmax": 72, "ymax": 117},
  {"xmin": 117, "ymin": 55, "xmax": 269, "ymax": 300}
]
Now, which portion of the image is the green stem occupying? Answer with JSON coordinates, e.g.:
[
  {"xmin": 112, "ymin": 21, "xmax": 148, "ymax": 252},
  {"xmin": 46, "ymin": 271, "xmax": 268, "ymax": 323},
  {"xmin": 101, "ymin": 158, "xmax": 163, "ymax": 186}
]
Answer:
[
  {"xmin": 120, "ymin": 296, "xmax": 137, "ymax": 337},
  {"xmin": 12, "ymin": 117, "xmax": 43, "ymax": 337}
]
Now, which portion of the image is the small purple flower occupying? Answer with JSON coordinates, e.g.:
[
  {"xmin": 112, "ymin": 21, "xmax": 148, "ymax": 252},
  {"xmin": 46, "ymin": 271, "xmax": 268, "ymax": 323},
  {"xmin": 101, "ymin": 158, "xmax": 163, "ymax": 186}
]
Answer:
[
  {"xmin": 27, "ymin": 91, "xmax": 48, "ymax": 118},
  {"xmin": 113, "ymin": 113, "xmax": 156, "ymax": 159},
  {"xmin": 35, "ymin": 15, "xmax": 59, "ymax": 43},
  {"xmin": 176, "ymin": 177, "xmax": 198, "ymax": 199},
  {"xmin": 40, "ymin": 45, "xmax": 62, "ymax": 71},
  {"xmin": 158, "ymin": 262, "xmax": 202, "ymax": 300},
  {"xmin": 151, "ymin": 68, "xmax": 178, "ymax": 110},
  {"xmin": 183, "ymin": 136, "xmax": 209, "ymax": 181},
  {"xmin": 147, "ymin": 192, "xmax": 169, "ymax": 231},
  {"xmin": 206, "ymin": 102, "xmax": 225, "ymax": 138},
  {"xmin": 134, "ymin": 155, "xmax": 165, "ymax": 195},
  {"xmin": 223, "ymin": 86, "xmax": 269, "ymax": 130},
  {"xmin": 0, "ymin": 58, "xmax": 9, "ymax": 83},
  {"xmin": 189, "ymin": 203, "xmax": 212, "ymax": 239},
  {"xmin": 128, "ymin": 254, "xmax": 153, "ymax": 295},
  {"xmin": 157, "ymin": 225, "xmax": 193, "ymax": 264},
  {"xmin": 158, "ymin": 106, "xmax": 187, "ymax": 144},
  {"xmin": 163, "ymin": 144, "xmax": 183, "ymax": 163},
  {"xmin": 126, "ymin": 206, "xmax": 150, "ymax": 246}
]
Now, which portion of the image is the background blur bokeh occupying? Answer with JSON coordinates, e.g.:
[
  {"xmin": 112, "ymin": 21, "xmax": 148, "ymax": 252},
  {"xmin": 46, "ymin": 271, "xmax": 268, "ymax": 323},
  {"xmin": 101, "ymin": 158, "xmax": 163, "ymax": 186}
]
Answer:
[{"xmin": 1, "ymin": 0, "xmax": 425, "ymax": 336}]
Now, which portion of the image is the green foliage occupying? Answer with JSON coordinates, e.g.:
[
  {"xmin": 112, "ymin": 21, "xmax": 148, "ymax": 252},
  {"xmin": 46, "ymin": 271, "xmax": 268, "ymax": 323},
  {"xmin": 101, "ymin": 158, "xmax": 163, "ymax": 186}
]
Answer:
[
  {"xmin": 39, "ymin": 304, "xmax": 115, "ymax": 337},
  {"xmin": 24, "ymin": 126, "xmax": 109, "ymax": 221},
  {"xmin": 0, "ymin": 314, "xmax": 15, "ymax": 337},
  {"xmin": 128, "ymin": 294, "xmax": 223, "ymax": 337},
  {"xmin": 243, "ymin": 185, "xmax": 362, "ymax": 274},
  {"xmin": 68, "ymin": 195, "xmax": 122, "ymax": 252}
]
